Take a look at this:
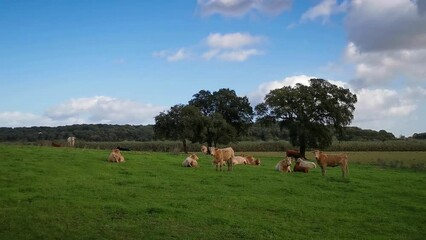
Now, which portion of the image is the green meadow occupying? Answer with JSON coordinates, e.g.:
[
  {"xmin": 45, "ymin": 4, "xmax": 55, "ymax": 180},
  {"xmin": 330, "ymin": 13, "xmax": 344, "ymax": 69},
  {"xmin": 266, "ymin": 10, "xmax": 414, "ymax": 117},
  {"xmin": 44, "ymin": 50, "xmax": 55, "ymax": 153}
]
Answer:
[{"xmin": 0, "ymin": 144, "xmax": 425, "ymax": 239}]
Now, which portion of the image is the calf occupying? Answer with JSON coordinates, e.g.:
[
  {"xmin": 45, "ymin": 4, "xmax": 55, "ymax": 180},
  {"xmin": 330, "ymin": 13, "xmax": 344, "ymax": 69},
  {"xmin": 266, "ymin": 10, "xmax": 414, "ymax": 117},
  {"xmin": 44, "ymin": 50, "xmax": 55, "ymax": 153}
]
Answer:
[
  {"xmin": 108, "ymin": 148, "xmax": 125, "ymax": 163},
  {"xmin": 246, "ymin": 155, "xmax": 261, "ymax": 165},
  {"xmin": 296, "ymin": 158, "xmax": 316, "ymax": 169},
  {"xmin": 67, "ymin": 137, "xmax": 76, "ymax": 147},
  {"xmin": 313, "ymin": 150, "xmax": 348, "ymax": 178},
  {"xmin": 182, "ymin": 154, "xmax": 199, "ymax": 167},
  {"xmin": 232, "ymin": 156, "xmax": 248, "ymax": 165},
  {"xmin": 293, "ymin": 161, "xmax": 309, "ymax": 173},
  {"xmin": 275, "ymin": 157, "xmax": 292, "ymax": 173}
]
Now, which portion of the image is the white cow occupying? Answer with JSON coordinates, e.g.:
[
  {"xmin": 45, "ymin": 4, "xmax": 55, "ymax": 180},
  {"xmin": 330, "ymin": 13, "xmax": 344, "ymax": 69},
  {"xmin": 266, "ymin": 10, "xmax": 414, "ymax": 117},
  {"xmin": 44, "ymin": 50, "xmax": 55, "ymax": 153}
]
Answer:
[{"xmin": 67, "ymin": 137, "xmax": 76, "ymax": 147}]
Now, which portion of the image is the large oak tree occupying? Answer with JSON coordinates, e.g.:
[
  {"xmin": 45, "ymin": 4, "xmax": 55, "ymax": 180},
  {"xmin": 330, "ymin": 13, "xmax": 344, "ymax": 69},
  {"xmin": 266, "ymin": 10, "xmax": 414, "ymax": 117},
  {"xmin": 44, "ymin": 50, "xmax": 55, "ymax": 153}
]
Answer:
[
  {"xmin": 189, "ymin": 88, "xmax": 254, "ymax": 148},
  {"xmin": 255, "ymin": 79, "xmax": 357, "ymax": 157}
]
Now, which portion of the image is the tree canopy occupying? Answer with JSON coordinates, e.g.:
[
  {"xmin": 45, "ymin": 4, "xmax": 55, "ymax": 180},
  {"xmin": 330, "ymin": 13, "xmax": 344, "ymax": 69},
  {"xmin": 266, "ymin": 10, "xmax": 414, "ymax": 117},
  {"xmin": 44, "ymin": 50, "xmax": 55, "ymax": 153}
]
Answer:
[
  {"xmin": 188, "ymin": 88, "xmax": 254, "ymax": 148},
  {"xmin": 256, "ymin": 78, "xmax": 357, "ymax": 156},
  {"xmin": 154, "ymin": 104, "xmax": 204, "ymax": 153},
  {"xmin": 154, "ymin": 88, "xmax": 254, "ymax": 152}
]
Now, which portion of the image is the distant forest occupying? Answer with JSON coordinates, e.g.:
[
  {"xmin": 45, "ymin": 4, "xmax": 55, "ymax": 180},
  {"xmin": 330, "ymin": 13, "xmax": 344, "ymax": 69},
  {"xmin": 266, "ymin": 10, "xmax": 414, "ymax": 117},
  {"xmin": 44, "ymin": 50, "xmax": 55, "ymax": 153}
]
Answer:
[{"xmin": 1, "ymin": 123, "xmax": 423, "ymax": 142}]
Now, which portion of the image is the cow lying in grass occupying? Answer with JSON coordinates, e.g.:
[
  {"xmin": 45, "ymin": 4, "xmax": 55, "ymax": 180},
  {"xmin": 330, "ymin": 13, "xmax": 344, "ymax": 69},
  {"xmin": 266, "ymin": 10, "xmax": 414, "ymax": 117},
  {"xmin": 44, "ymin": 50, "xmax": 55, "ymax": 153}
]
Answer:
[
  {"xmin": 313, "ymin": 150, "xmax": 348, "ymax": 178},
  {"xmin": 296, "ymin": 158, "xmax": 316, "ymax": 169},
  {"xmin": 108, "ymin": 148, "xmax": 125, "ymax": 163},
  {"xmin": 209, "ymin": 147, "xmax": 235, "ymax": 171},
  {"xmin": 182, "ymin": 154, "xmax": 199, "ymax": 167},
  {"xmin": 232, "ymin": 156, "xmax": 248, "ymax": 165},
  {"xmin": 275, "ymin": 157, "xmax": 292, "ymax": 173},
  {"xmin": 293, "ymin": 160, "xmax": 309, "ymax": 173},
  {"xmin": 246, "ymin": 155, "xmax": 261, "ymax": 165}
]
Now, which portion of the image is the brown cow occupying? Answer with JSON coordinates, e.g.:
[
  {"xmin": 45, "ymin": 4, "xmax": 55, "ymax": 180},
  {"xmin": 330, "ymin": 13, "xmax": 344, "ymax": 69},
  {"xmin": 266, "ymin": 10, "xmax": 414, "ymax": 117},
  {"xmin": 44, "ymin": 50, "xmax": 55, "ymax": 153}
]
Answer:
[
  {"xmin": 313, "ymin": 150, "xmax": 348, "ymax": 178},
  {"xmin": 286, "ymin": 149, "xmax": 303, "ymax": 161},
  {"xmin": 182, "ymin": 154, "xmax": 199, "ymax": 167},
  {"xmin": 209, "ymin": 147, "xmax": 235, "ymax": 171},
  {"xmin": 246, "ymin": 155, "xmax": 261, "ymax": 165},
  {"xmin": 108, "ymin": 148, "xmax": 125, "ymax": 163},
  {"xmin": 293, "ymin": 161, "xmax": 309, "ymax": 173}
]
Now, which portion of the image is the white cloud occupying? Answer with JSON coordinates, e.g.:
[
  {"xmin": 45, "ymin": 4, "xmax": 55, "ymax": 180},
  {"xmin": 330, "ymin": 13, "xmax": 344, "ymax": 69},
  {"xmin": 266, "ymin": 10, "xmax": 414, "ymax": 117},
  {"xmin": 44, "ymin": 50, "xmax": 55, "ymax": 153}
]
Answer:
[
  {"xmin": 167, "ymin": 48, "xmax": 189, "ymax": 62},
  {"xmin": 249, "ymin": 75, "xmax": 316, "ymax": 104},
  {"xmin": 345, "ymin": 42, "xmax": 426, "ymax": 88},
  {"xmin": 303, "ymin": 0, "xmax": 426, "ymax": 88},
  {"xmin": 344, "ymin": 0, "xmax": 426, "ymax": 87},
  {"xmin": 203, "ymin": 32, "xmax": 265, "ymax": 61},
  {"xmin": 351, "ymin": 87, "xmax": 426, "ymax": 135},
  {"xmin": 345, "ymin": 0, "xmax": 426, "ymax": 52},
  {"xmin": 153, "ymin": 48, "xmax": 190, "ymax": 62},
  {"xmin": 206, "ymin": 32, "xmax": 264, "ymax": 49},
  {"xmin": 217, "ymin": 48, "xmax": 262, "ymax": 61},
  {"xmin": 155, "ymin": 33, "xmax": 264, "ymax": 62},
  {"xmin": 0, "ymin": 96, "xmax": 166, "ymax": 128},
  {"xmin": 301, "ymin": 0, "xmax": 348, "ymax": 23},
  {"xmin": 197, "ymin": 0, "xmax": 292, "ymax": 17}
]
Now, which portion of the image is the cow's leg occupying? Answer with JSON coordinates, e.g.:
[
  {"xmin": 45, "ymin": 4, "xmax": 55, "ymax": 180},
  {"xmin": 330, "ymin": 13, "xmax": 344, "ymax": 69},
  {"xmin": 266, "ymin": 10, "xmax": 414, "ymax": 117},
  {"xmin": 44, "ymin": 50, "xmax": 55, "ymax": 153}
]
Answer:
[
  {"xmin": 321, "ymin": 166, "xmax": 326, "ymax": 176},
  {"xmin": 341, "ymin": 162, "xmax": 347, "ymax": 178},
  {"xmin": 227, "ymin": 159, "xmax": 233, "ymax": 171}
]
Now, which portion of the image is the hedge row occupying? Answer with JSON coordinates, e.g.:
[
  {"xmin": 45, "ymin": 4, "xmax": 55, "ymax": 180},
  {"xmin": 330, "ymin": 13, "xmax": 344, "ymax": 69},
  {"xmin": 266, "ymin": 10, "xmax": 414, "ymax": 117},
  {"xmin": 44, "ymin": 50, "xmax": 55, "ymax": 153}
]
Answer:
[
  {"xmin": 75, "ymin": 141, "xmax": 294, "ymax": 153},
  {"xmin": 73, "ymin": 139, "xmax": 426, "ymax": 152}
]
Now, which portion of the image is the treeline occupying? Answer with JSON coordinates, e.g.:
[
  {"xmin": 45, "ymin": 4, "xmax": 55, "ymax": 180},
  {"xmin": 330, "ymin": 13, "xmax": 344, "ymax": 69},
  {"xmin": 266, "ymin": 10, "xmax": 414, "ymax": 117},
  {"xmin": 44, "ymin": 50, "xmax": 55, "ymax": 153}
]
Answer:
[
  {"xmin": 0, "ymin": 124, "xmax": 154, "ymax": 142},
  {"xmin": 41, "ymin": 139, "xmax": 426, "ymax": 152},
  {"xmin": 0, "ymin": 123, "xmax": 418, "ymax": 143}
]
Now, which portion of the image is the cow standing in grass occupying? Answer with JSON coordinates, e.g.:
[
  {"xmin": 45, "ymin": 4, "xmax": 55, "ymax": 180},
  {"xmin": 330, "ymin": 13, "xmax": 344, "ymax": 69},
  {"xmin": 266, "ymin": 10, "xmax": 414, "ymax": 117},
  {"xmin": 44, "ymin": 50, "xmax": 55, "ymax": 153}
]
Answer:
[
  {"xmin": 67, "ymin": 137, "xmax": 76, "ymax": 147},
  {"xmin": 313, "ymin": 150, "xmax": 348, "ymax": 178},
  {"xmin": 206, "ymin": 146, "xmax": 235, "ymax": 171}
]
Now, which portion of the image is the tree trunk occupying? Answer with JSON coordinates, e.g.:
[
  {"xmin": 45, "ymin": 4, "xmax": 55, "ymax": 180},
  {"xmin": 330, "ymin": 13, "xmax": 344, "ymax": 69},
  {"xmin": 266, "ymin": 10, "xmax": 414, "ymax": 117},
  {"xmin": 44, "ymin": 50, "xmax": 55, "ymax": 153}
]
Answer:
[
  {"xmin": 207, "ymin": 139, "xmax": 213, "ymax": 155},
  {"xmin": 299, "ymin": 128, "xmax": 307, "ymax": 158},
  {"xmin": 182, "ymin": 139, "xmax": 188, "ymax": 154}
]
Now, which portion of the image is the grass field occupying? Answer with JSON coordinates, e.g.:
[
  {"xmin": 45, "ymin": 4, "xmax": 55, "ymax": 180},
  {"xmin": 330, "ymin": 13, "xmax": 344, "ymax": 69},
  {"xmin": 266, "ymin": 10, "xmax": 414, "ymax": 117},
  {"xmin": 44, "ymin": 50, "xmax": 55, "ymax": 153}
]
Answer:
[{"xmin": 0, "ymin": 145, "xmax": 425, "ymax": 239}]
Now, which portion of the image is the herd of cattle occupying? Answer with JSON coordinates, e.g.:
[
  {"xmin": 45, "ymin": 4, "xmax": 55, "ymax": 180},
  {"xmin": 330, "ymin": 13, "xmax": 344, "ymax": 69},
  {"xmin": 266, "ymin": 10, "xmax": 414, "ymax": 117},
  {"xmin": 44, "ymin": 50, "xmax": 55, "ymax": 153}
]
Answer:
[{"xmin": 107, "ymin": 145, "xmax": 349, "ymax": 178}]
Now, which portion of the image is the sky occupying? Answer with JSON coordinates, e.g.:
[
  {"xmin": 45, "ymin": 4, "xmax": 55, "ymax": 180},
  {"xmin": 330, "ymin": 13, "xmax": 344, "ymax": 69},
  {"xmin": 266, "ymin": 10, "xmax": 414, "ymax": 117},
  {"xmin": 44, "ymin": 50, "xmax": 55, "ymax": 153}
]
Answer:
[{"xmin": 1, "ymin": 0, "xmax": 425, "ymax": 137}]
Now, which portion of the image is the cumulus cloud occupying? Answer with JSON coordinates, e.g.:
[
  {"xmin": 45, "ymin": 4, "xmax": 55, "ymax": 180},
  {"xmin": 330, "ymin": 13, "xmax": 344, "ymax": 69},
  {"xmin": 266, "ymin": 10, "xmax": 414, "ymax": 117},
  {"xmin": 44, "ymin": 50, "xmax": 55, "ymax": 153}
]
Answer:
[
  {"xmin": 345, "ymin": 0, "xmax": 426, "ymax": 52},
  {"xmin": 197, "ymin": 0, "xmax": 292, "ymax": 17},
  {"xmin": 343, "ymin": 0, "xmax": 426, "ymax": 88},
  {"xmin": 153, "ymin": 48, "xmax": 190, "ymax": 62},
  {"xmin": 351, "ymin": 87, "xmax": 426, "ymax": 134},
  {"xmin": 206, "ymin": 32, "xmax": 263, "ymax": 49},
  {"xmin": 0, "ymin": 96, "xmax": 166, "ymax": 128},
  {"xmin": 301, "ymin": 0, "xmax": 348, "ymax": 23},
  {"xmin": 154, "ymin": 33, "xmax": 264, "ymax": 62},
  {"xmin": 302, "ymin": 0, "xmax": 426, "ymax": 88},
  {"xmin": 203, "ymin": 32, "xmax": 265, "ymax": 61},
  {"xmin": 345, "ymin": 43, "xmax": 426, "ymax": 87},
  {"xmin": 418, "ymin": 0, "xmax": 426, "ymax": 15}
]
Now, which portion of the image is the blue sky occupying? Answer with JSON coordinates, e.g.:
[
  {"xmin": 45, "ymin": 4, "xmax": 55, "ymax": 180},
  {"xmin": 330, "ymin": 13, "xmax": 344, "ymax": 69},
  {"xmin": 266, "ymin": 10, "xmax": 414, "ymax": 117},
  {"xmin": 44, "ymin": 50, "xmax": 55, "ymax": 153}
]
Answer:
[{"xmin": 1, "ymin": 0, "xmax": 425, "ymax": 137}]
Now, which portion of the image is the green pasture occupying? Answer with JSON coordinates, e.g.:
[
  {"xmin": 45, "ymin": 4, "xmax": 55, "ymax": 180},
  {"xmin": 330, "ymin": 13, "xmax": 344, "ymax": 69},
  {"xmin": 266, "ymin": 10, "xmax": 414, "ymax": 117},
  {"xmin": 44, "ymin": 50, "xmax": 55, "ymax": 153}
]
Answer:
[{"xmin": 0, "ymin": 145, "xmax": 425, "ymax": 239}]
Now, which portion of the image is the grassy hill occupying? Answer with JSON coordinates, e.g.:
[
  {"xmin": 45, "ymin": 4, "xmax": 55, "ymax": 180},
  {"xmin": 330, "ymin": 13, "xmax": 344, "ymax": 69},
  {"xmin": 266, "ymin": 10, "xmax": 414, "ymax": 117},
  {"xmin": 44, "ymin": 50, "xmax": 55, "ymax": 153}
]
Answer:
[{"xmin": 0, "ymin": 145, "xmax": 425, "ymax": 239}]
